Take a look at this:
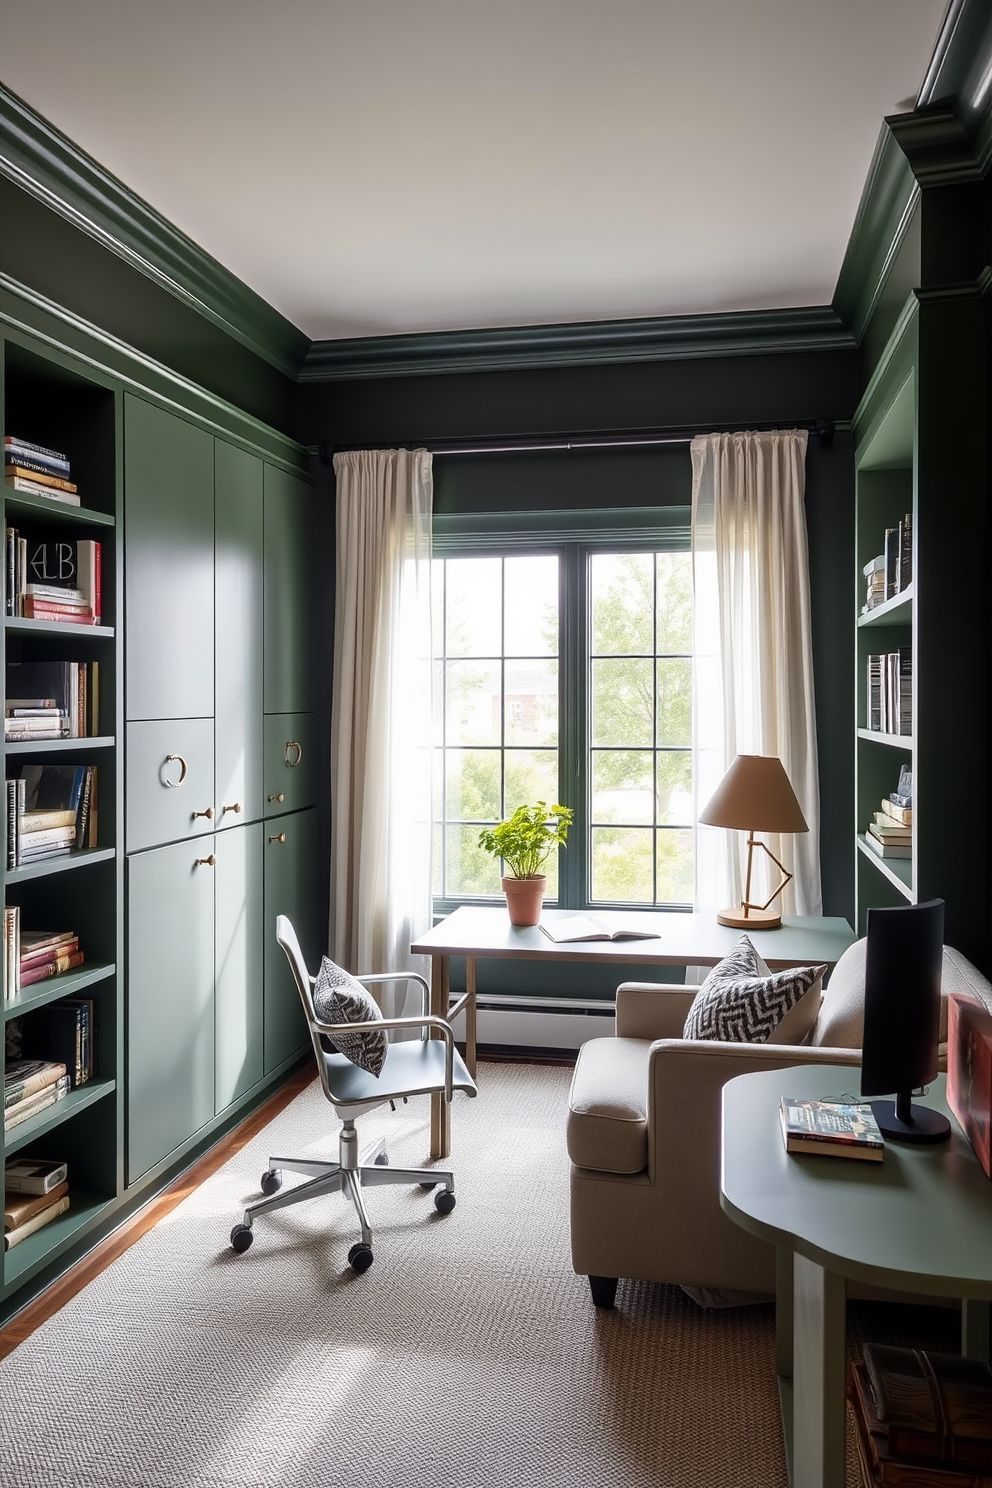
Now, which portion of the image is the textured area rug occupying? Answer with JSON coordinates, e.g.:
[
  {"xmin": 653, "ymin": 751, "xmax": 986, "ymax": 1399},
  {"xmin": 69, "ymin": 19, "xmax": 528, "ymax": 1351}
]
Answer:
[{"xmin": 0, "ymin": 1061, "xmax": 956, "ymax": 1488}]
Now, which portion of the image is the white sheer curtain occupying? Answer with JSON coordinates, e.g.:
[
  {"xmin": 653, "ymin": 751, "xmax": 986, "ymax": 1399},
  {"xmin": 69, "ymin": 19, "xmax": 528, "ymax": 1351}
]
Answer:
[
  {"xmin": 329, "ymin": 449, "xmax": 434, "ymax": 985},
  {"xmin": 691, "ymin": 430, "xmax": 822, "ymax": 919}
]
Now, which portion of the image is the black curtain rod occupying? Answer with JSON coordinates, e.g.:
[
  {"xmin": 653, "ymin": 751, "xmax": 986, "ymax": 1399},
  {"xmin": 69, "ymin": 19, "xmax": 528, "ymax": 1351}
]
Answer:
[{"xmin": 319, "ymin": 419, "xmax": 835, "ymax": 463}]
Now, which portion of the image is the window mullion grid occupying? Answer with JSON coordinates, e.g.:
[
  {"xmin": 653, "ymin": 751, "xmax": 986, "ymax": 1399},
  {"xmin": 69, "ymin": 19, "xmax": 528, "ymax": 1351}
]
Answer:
[{"xmin": 558, "ymin": 543, "xmax": 586, "ymax": 909}]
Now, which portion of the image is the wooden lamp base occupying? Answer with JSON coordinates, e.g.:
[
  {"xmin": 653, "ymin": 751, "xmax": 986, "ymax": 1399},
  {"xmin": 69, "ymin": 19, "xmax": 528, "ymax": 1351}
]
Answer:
[{"xmin": 716, "ymin": 905, "xmax": 783, "ymax": 930}]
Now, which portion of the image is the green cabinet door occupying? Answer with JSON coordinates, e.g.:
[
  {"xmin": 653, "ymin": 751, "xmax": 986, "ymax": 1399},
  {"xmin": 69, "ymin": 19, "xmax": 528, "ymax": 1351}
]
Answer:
[
  {"xmin": 125, "ymin": 717, "xmax": 215, "ymax": 852},
  {"xmin": 124, "ymin": 394, "xmax": 215, "ymax": 722},
  {"xmin": 215, "ymin": 441, "xmax": 263, "ymax": 827},
  {"xmin": 263, "ymin": 465, "xmax": 316, "ymax": 714},
  {"xmin": 127, "ymin": 837, "xmax": 215, "ymax": 1185},
  {"xmin": 214, "ymin": 821, "xmax": 264, "ymax": 1111},
  {"xmin": 263, "ymin": 807, "xmax": 319, "ymax": 1072}
]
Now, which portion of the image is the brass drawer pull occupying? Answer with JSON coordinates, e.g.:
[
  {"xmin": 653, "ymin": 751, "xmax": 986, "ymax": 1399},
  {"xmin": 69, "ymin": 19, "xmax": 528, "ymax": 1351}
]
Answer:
[
  {"xmin": 223, "ymin": 801, "xmax": 243, "ymax": 814},
  {"xmin": 192, "ymin": 807, "xmax": 214, "ymax": 820},
  {"xmin": 163, "ymin": 753, "xmax": 188, "ymax": 788},
  {"xmin": 268, "ymin": 792, "xmax": 285, "ymax": 804},
  {"xmin": 285, "ymin": 740, "xmax": 303, "ymax": 767},
  {"xmin": 268, "ymin": 832, "xmax": 286, "ymax": 845},
  {"xmin": 195, "ymin": 854, "xmax": 216, "ymax": 867}
]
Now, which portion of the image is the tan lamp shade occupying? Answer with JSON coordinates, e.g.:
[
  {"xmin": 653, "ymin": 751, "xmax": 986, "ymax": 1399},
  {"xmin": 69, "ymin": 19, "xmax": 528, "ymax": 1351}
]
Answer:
[{"xmin": 698, "ymin": 754, "xmax": 808, "ymax": 928}]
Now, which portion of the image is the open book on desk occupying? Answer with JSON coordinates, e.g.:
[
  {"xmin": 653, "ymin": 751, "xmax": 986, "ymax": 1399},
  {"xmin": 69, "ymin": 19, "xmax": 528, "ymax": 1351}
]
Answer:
[{"xmin": 539, "ymin": 916, "xmax": 659, "ymax": 944}]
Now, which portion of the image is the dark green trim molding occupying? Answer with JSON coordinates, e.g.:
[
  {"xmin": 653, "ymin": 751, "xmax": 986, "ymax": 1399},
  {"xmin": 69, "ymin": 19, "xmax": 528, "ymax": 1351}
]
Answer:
[
  {"xmin": 832, "ymin": 122, "xmax": 919, "ymax": 346},
  {"xmin": 0, "ymin": 271, "xmax": 311, "ymax": 474},
  {"xmin": 300, "ymin": 306, "xmax": 854, "ymax": 382},
  {"xmin": 886, "ymin": 106, "xmax": 982, "ymax": 185},
  {"xmin": 0, "ymin": 83, "xmax": 309, "ymax": 380},
  {"xmin": 918, "ymin": 0, "xmax": 992, "ymax": 171}
]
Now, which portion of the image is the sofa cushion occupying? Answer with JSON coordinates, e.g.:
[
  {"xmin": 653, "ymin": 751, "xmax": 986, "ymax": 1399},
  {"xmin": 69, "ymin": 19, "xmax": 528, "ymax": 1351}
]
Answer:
[
  {"xmin": 682, "ymin": 934, "xmax": 826, "ymax": 1045},
  {"xmin": 567, "ymin": 1037, "xmax": 651, "ymax": 1174}
]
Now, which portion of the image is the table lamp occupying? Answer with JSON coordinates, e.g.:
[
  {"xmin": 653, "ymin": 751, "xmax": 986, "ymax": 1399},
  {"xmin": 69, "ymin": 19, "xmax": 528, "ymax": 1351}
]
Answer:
[{"xmin": 698, "ymin": 753, "xmax": 808, "ymax": 929}]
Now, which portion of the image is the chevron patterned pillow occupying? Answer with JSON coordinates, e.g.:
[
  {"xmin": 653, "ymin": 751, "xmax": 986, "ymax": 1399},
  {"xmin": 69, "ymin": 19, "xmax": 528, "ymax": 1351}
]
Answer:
[
  {"xmin": 683, "ymin": 934, "xmax": 827, "ymax": 1045},
  {"xmin": 312, "ymin": 958, "xmax": 388, "ymax": 1076}
]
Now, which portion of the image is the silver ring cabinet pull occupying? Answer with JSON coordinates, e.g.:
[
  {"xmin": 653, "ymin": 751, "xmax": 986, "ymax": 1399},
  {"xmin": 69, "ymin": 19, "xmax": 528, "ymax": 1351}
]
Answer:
[
  {"xmin": 284, "ymin": 740, "xmax": 302, "ymax": 767},
  {"xmin": 163, "ymin": 753, "xmax": 188, "ymax": 788},
  {"xmin": 223, "ymin": 802, "xmax": 243, "ymax": 814},
  {"xmin": 268, "ymin": 832, "xmax": 286, "ymax": 845},
  {"xmin": 194, "ymin": 854, "xmax": 216, "ymax": 867},
  {"xmin": 192, "ymin": 807, "xmax": 214, "ymax": 820}
]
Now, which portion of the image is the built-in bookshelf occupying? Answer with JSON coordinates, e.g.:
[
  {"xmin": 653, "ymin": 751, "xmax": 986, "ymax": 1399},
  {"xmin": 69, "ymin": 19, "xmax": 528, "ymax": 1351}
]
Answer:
[{"xmin": 1, "ymin": 337, "xmax": 121, "ymax": 1290}]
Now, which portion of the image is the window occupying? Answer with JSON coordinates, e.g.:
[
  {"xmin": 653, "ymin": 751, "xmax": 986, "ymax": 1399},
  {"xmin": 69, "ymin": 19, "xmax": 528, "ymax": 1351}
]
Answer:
[{"xmin": 432, "ymin": 511, "xmax": 693, "ymax": 911}]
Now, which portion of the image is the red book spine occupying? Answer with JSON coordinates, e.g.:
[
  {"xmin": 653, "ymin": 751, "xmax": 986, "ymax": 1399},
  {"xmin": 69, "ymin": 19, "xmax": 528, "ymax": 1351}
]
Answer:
[
  {"xmin": 22, "ymin": 602, "xmax": 95, "ymax": 625},
  {"xmin": 18, "ymin": 951, "xmax": 85, "ymax": 987},
  {"xmin": 94, "ymin": 541, "xmax": 102, "ymax": 624},
  {"xmin": 20, "ymin": 939, "xmax": 80, "ymax": 973}
]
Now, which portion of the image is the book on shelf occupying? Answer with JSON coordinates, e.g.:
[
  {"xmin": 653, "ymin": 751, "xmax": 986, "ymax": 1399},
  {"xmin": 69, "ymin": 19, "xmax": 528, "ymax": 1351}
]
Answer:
[
  {"xmin": 5, "ymin": 530, "xmax": 101, "ymax": 623},
  {"xmin": 849, "ymin": 1344, "xmax": 992, "ymax": 1487},
  {"xmin": 863, "ymin": 831, "xmax": 912, "ymax": 860},
  {"xmin": 3, "ymin": 1058, "xmax": 68, "ymax": 1109},
  {"xmin": 24, "ymin": 998, "xmax": 94, "ymax": 1088},
  {"xmin": 879, "ymin": 798, "xmax": 912, "ymax": 826},
  {"xmin": 898, "ymin": 511, "xmax": 913, "ymax": 592},
  {"xmin": 3, "ymin": 436, "xmax": 70, "ymax": 471},
  {"xmin": 19, "ymin": 949, "xmax": 84, "ymax": 987},
  {"xmin": 4, "ymin": 452, "xmax": 72, "ymax": 480},
  {"xmin": 4, "ymin": 1181, "xmax": 70, "ymax": 1237},
  {"xmin": 3, "ymin": 1072, "xmax": 70, "ymax": 1130},
  {"xmin": 779, "ymin": 1096, "xmax": 884, "ymax": 1160},
  {"xmin": 539, "ymin": 915, "xmax": 660, "ymax": 943},
  {"xmin": 6, "ymin": 659, "xmax": 101, "ymax": 738},
  {"xmin": 3, "ymin": 1156, "xmax": 68, "ymax": 1194},
  {"xmin": 16, "ymin": 763, "xmax": 97, "ymax": 856},
  {"xmin": 4, "ymin": 477, "xmax": 81, "ymax": 506},
  {"xmin": 4, "ymin": 1192, "xmax": 71, "ymax": 1251},
  {"xmin": 869, "ymin": 820, "xmax": 911, "ymax": 844},
  {"xmin": 4, "ymin": 465, "xmax": 78, "ymax": 494},
  {"xmin": 884, "ymin": 526, "xmax": 900, "ymax": 600},
  {"xmin": 866, "ymin": 648, "xmax": 912, "ymax": 735},
  {"xmin": 946, "ymin": 992, "xmax": 992, "ymax": 1180}
]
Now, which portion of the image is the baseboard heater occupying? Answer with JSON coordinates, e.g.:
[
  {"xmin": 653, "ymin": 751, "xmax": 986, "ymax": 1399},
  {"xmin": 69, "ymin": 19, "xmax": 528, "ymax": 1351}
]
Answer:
[{"xmin": 449, "ymin": 992, "xmax": 616, "ymax": 1052}]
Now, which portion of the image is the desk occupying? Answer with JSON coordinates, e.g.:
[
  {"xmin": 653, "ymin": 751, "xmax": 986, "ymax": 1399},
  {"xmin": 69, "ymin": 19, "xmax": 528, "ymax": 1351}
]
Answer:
[
  {"xmin": 721, "ymin": 1064, "xmax": 992, "ymax": 1488},
  {"xmin": 413, "ymin": 906, "xmax": 855, "ymax": 1158}
]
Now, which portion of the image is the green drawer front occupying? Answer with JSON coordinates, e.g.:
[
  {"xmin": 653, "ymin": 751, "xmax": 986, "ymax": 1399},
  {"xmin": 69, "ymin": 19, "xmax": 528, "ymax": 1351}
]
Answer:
[
  {"xmin": 263, "ymin": 807, "xmax": 319, "ymax": 1071},
  {"xmin": 262, "ymin": 713, "xmax": 317, "ymax": 817},
  {"xmin": 127, "ymin": 838, "xmax": 215, "ymax": 1185},
  {"xmin": 126, "ymin": 718, "xmax": 216, "ymax": 853},
  {"xmin": 215, "ymin": 821, "xmax": 264, "ymax": 1111}
]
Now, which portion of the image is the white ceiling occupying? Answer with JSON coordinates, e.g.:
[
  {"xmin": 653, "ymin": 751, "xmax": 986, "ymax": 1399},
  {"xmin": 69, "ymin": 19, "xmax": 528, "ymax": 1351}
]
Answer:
[{"xmin": 0, "ymin": 0, "xmax": 949, "ymax": 344}]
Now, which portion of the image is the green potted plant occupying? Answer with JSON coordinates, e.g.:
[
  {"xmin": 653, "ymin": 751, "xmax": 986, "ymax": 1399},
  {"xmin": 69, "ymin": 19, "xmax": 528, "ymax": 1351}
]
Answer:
[{"xmin": 478, "ymin": 801, "xmax": 573, "ymax": 926}]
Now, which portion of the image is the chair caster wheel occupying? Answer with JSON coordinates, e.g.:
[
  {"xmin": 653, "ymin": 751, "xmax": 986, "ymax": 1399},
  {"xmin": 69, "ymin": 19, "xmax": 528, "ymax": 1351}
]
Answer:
[
  {"xmin": 230, "ymin": 1224, "xmax": 253, "ymax": 1253},
  {"xmin": 260, "ymin": 1169, "xmax": 283, "ymax": 1196},
  {"xmin": 374, "ymin": 1152, "xmax": 389, "ymax": 1166},
  {"xmin": 419, "ymin": 1181, "xmax": 436, "ymax": 1190},
  {"xmin": 434, "ymin": 1189, "xmax": 456, "ymax": 1215},
  {"xmin": 348, "ymin": 1243, "xmax": 374, "ymax": 1274}
]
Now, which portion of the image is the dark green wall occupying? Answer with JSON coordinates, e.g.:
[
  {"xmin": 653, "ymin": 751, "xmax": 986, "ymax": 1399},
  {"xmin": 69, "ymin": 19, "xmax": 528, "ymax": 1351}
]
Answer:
[
  {"xmin": 0, "ymin": 175, "xmax": 298, "ymax": 436},
  {"xmin": 300, "ymin": 347, "xmax": 860, "ymax": 923}
]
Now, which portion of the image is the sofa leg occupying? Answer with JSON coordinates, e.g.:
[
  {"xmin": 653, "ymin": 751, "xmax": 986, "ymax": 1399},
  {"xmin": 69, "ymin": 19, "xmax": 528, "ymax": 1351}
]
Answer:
[{"xmin": 588, "ymin": 1275, "xmax": 619, "ymax": 1309}]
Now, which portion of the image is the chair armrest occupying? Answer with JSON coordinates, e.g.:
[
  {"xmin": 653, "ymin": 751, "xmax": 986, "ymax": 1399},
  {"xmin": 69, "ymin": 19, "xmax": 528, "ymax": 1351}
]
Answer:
[
  {"xmin": 358, "ymin": 971, "xmax": 430, "ymax": 1018},
  {"xmin": 312, "ymin": 1012, "xmax": 455, "ymax": 1100},
  {"xmin": 615, "ymin": 982, "xmax": 702, "ymax": 1039}
]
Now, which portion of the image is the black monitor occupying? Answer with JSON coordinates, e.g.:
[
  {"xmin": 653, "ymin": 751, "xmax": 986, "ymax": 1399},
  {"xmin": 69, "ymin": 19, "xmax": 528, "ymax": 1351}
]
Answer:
[{"xmin": 860, "ymin": 898, "xmax": 950, "ymax": 1143}]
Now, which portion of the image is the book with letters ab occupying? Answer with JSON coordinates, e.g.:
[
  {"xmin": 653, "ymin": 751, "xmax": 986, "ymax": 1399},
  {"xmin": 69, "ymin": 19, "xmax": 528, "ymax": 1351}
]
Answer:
[
  {"xmin": 539, "ymin": 914, "xmax": 660, "ymax": 944},
  {"xmin": 779, "ymin": 1097, "xmax": 884, "ymax": 1161}
]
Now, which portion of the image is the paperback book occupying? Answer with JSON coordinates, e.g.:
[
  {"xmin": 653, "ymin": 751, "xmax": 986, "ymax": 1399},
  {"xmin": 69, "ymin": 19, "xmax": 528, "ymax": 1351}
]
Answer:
[
  {"xmin": 779, "ymin": 1097, "xmax": 884, "ymax": 1161},
  {"xmin": 3, "ymin": 1156, "xmax": 68, "ymax": 1194},
  {"xmin": 539, "ymin": 915, "xmax": 660, "ymax": 944}
]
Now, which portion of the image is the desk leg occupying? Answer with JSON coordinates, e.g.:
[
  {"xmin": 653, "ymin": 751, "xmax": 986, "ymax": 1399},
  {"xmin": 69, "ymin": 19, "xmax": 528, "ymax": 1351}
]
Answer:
[
  {"xmin": 429, "ymin": 954, "xmax": 450, "ymax": 1161},
  {"xmin": 464, "ymin": 956, "xmax": 477, "ymax": 1078},
  {"xmin": 793, "ymin": 1254, "xmax": 846, "ymax": 1488},
  {"xmin": 962, "ymin": 1301, "xmax": 991, "ymax": 1364}
]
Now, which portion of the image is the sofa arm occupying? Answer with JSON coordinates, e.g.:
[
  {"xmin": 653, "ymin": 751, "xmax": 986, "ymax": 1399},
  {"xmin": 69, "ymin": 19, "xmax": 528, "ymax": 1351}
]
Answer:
[
  {"xmin": 646, "ymin": 1039, "xmax": 862, "ymax": 1183},
  {"xmin": 616, "ymin": 982, "xmax": 701, "ymax": 1039}
]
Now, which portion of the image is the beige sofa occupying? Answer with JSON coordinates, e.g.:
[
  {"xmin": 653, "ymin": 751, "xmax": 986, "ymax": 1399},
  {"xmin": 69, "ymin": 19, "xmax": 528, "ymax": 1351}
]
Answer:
[{"xmin": 567, "ymin": 939, "xmax": 992, "ymax": 1308}]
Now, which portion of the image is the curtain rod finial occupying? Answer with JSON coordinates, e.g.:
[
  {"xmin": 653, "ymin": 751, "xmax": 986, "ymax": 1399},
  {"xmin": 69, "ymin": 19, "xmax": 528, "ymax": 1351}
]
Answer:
[{"xmin": 815, "ymin": 419, "xmax": 835, "ymax": 446}]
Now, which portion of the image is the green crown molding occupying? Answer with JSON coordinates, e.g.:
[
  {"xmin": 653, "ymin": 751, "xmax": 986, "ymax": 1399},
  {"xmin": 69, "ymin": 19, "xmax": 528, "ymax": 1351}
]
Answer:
[
  {"xmin": 300, "ymin": 306, "xmax": 854, "ymax": 382},
  {"xmin": 886, "ymin": 106, "xmax": 982, "ymax": 185},
  {"xmin": 832, "ymin": 122, "xmax": 920, "ymax": 346},
  {"xmin": 918, "ymin": 0, "xmax": 992, "ymax": 171},
  {"xmin": 0, "ymin": 83, "xmax": 309, "ymax": 380},
  {"xmin": 0, "ymin": 270, "xmax": 310, "ymax": 473}
]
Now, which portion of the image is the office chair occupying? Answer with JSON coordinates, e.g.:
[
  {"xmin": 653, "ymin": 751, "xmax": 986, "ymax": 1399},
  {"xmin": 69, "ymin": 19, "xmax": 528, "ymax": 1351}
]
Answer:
[{"xmin": 230, "ymin": 915, "xmax": 477, "ymax": 1273}]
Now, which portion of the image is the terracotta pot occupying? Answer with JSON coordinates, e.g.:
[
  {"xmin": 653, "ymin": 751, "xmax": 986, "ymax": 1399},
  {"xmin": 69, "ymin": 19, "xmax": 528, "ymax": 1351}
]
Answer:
[{"xmin": 501, "ymin": 874, "xmax": 546, "ymax": 927}]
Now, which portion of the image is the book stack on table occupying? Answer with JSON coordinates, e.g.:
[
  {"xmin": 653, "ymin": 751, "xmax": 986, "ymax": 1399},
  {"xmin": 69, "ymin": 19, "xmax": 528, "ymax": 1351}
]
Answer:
[
  {"xmin": 3, "ymin": 1058, "xmax": 70, "ymax": 1132},
  {"xmin": 2, "ymin": 1158, "xmax": 70, "ymax": 1252},
  {"xmin": 849, "ymin": 1343, "xmax": 992, "ymax": 1487}
]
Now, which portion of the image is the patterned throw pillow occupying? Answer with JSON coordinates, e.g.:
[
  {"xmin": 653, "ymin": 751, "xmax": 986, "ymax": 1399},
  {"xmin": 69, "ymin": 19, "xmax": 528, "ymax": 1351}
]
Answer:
[
  {"xmin": 312, "ymin": 958, "xmax": 388, "ymax": 1077},
  {"xmin": 683, "ymin": 934, "xmax": 827, "ymax": 1045}
]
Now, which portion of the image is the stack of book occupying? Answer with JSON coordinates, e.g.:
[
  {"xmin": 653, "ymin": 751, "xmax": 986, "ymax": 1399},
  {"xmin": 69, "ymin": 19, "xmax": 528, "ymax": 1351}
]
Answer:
[
  {"xmin": 2, "ymin": 1157, "xmax": 70, "ymax": 1252},
  {"xmin": 4, "ymin": 529, "xmax": 101, "ymax": 624},
  {"xmin": 3, "ymin": 436, "xmax": 80, "ymax": 507},
  {"xmin": 863, "ymin": 554, "xmax": 886, "ymax": 612},
  {"xmin": 19, "ymin": 929, "xmax": 84, "ymax": 990},
  {"xmin": 3, "ymin": 1057, "xmax": 70, "ymax": 1132},
  {"xmin": 5, "ymin": 763, "xmax": 98, "ymax": 868},
  {"xmin": 864, "ymin": 798, "xmax": 912, "ymax": 860},
  {"xmin": 862, "ymin": 514, "xmax": 913, "ymax": 614},
  {"xmin": 5, "ymin": 658, "xmax": 101, "ymax": 739}
]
